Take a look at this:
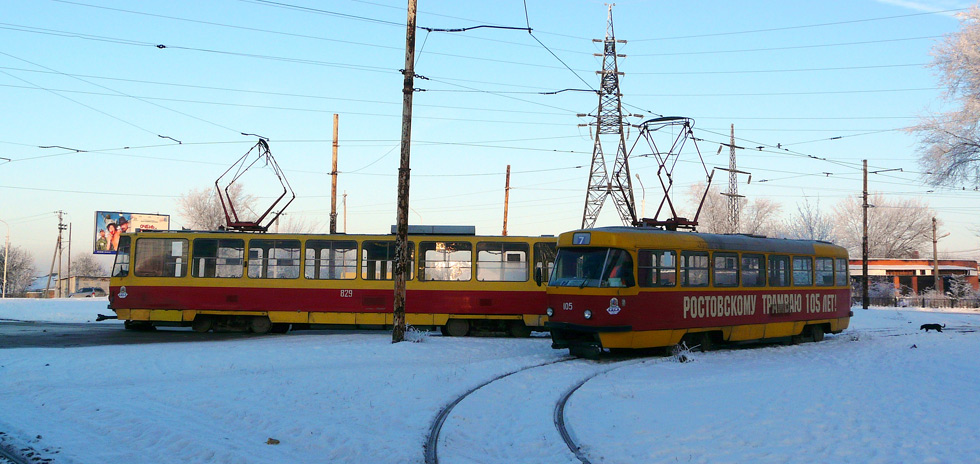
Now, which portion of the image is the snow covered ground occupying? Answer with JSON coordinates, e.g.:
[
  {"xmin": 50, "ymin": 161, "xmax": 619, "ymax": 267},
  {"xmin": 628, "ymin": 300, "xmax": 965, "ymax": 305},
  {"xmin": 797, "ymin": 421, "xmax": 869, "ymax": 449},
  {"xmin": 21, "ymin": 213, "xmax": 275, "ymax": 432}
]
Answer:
[{"xmin": 0, "ymin": 299, "xmax": 978, "ymax": 463}]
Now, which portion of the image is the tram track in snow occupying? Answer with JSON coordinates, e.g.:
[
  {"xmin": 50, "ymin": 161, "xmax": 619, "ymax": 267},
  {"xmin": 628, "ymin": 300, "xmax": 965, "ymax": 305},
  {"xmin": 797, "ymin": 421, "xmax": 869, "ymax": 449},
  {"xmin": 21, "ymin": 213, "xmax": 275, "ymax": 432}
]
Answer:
[{"xmin": 424, "ymin": 355, "xmax": 653, "ymax": 464}]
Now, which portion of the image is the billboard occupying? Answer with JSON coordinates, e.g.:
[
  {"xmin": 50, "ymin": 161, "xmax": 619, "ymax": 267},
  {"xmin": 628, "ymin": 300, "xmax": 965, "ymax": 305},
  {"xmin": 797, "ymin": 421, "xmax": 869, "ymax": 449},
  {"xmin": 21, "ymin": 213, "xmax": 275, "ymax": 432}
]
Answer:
[{"xmin": 95, "ymin": 211, "xmax": 170, "ymax": 254}]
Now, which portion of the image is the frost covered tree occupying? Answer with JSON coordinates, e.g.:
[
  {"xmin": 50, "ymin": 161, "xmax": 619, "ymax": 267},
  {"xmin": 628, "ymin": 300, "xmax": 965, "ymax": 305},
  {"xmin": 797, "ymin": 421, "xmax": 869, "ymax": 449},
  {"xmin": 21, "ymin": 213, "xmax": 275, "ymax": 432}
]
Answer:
[
  {"xmin": 783, "ymin": 196, "xmax": 836, "ymax": 242},
  {"xmin": 686, "ymin": 183, "xmax": 783, "ymax": 236},
  {"xmin": 71, "ymin": 254, "xmax": 107, "ymax": 277},
  {"xmin": 832, "ymin": 193, "xmax": 935, "ymax": 258},
  {"xmin": 177, "ymin": 184, "xmax": 256, "ymax": 230},
  {"xmin": 0, "ymin": 245, "xmax": 37, "ymax": 297},
  {"xmin": 907, "ymin": 7, "xmax": 980, "ymax": 186}
]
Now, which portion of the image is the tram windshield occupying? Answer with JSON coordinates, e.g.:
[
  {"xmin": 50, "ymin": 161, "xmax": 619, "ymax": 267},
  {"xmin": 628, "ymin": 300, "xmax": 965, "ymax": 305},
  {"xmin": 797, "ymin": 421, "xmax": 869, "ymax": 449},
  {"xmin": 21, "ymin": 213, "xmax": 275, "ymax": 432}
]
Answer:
[{"xmin": 549, "ymin": 247, "xmax": 634, "ymax": 288}]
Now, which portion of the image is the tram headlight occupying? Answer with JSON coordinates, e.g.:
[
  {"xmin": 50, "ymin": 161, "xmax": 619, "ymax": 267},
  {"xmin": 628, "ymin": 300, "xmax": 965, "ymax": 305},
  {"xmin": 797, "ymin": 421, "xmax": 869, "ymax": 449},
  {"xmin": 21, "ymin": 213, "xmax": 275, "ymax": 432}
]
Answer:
[
  {"xmin": 584, "ymin": 309, "xmax": 593, "ymax": 320},
  {"xmin": 546, "ymin": 307, "xmax": 554, "ymax": 317}
]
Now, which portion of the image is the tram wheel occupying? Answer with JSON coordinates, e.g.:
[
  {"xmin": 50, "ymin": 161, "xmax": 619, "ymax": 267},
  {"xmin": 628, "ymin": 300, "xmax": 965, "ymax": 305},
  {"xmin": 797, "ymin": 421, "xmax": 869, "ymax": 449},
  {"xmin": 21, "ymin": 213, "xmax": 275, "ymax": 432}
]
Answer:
[
  {"xmin": 124, "ymin": 320, "xmax": 155, "ymax": 331},
  {"xmin": 810, "ymin": 325, "xmax": 825, "ymax": 342},
  {"xmin": 270, "ymin": 323, "xmax": 291, "ymax": 334},
  {"xmin": 507, "ymin": 321, "xmax": 532, "ymax": 338},
  {"xmin": 249, "ymin": 316, "xmax": 273, "ymax": 334},
  {"xmin": 445, "ymin": 319, "xmax": 470, "ymax": 337},
  {"xmin": 191, "ymin": 317, "xmax": 212, "ymax": 333},
  {"xmin": 698, "ymin": 332, "xmax": 715, "ymax": 352}
]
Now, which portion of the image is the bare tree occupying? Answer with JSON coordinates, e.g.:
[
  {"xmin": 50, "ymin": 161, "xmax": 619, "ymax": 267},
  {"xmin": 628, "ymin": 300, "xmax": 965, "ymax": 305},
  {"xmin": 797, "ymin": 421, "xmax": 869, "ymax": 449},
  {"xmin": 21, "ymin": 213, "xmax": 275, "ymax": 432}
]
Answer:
[
  {"xmin": 686, "ymin": 183, "xmax": 783, "ymax": 236},
  {"xmin": 832, "ymin": 193, "xmax": 935, "ymax": 258},
  {"xmin": 783, "ymin": 196, "xmax": 836, "ymax": 242},
  {"xmin": 907, "ymin": 7, "xmax": 980, "ymax": 187},
  {"xmin": 0, "ymin": 245, "xmax": 37, "ymax": 297},
  {"xmin": 177, "ymin": 184, "xmax": 257, "ymax": 230},
  {"xmin": 272, "ymin": 215, "xmax": 326, "ymax": 234},
  {"xmin": 71, "ymin": 254, "xmax": 107, "ymax": 277}
]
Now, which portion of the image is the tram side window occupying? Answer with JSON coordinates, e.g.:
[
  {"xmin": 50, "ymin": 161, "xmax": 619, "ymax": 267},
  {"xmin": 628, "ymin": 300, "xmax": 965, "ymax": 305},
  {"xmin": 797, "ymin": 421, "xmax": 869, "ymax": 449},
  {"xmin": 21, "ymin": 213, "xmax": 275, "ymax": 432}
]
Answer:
[
  {"xmin": 713, "ymin": 252, "xmax": 739, "ymax": 287},
  {"xmin": 134, "ymin": 238, "xmax": 188, "ymax": 278},
  {"xmin": 768, "ymin": 255, "xmax": 790, "ymax": 287},
  {"xmin": 306, "ymin": 240, "xmax": 357, "ymax": 280},
  {"xmin": 361, "ymin": 241, "xmax": 414, "ymax": 280},
  {"xmin": 533, "ymin": 242, "xmax": 557, "ymax": 285},
  {"xmin": 638, "ymin": 250, "xmax": 676, "ymax": 287},
  {"xmin": 835, "ymin": 258, "xmax": 849, "ymax": 286},
  {"xmin": 681, "ymin": 251, "xmax": 709, "ymax": 287},
  {"xmin": 248, "ymin": 239, "xmax": 300, "ymax": 279},
  {"xmin": 477, "ymin": 242, "xmax": 528, "ymax": 282},
  {"xmin": 420, "ymin": 241, "xmax": 472, "ymax": 281},
  {"xmin": 793, "ymin": 256, "xmax": 813, "ymax": 286},
  {"xmin": 815, "ymin": 257, "xmax": 834, "ymax": 286},
  {"xmin": 192, "ymin": 239, "xmax": 244, "ymax": 278},
  {"xmin": 741, "ymin": 254, "xmax": 765, "ymax": 287},
  {"xmin": 112, "ymin": 235, "xmax": 131, "ymax": 277}
]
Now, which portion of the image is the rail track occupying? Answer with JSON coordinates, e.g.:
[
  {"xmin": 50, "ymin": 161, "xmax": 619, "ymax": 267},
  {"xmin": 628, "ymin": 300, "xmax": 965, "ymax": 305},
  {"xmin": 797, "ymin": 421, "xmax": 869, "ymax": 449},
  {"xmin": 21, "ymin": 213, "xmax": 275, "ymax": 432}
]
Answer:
[{"xmin": 424, "ymin": 355, "xmax": 651, "ymax": 464}]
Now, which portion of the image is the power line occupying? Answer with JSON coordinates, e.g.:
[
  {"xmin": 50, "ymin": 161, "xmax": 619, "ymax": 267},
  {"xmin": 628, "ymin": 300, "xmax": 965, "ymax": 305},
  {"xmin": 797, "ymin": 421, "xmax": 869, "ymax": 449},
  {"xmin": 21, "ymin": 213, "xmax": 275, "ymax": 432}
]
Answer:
[{"xmin": 630, "ymin": 7, "xmax": 968, "ymax": 41}]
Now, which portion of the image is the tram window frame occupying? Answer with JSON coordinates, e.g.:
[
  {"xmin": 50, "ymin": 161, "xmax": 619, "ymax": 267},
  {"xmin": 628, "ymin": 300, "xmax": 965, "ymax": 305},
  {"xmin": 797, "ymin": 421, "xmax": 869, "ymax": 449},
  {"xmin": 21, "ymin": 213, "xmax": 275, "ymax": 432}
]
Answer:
[
  {"xmin": 112, "ymin": 235, "xmax": 131, "ymax": 277},
  {"xmin": 476, "ymin": 242, "xmax": 529, "ymax": 282},
  {"xmin": 305, "ymin": 240, "xmax": 358, "ymax": 280},
  {"xmin": 361, "ymin": 241, "xmax": 414, "ymax": 281},
  {"xmin": 741, "ymin": 253, "xmax": 765, "ymax": 287},
  {"xmin": 638, "ymin": 249, "xmax": 676, "ymax": 287},
  {"xmin": 713, "ymin": 252, "xmax": 739, "ymax": 287},
  {"xmin": 533, "ymin": 241, "xmax": 557, "ymax": 286},
  {"xmin": 793, "ymin": 256, "xmax": 813, "ymax": 286},
  {"xmin": 248, "ymin": 239, "xmax": 301, "ymax": 279},
  {"xmin": 768, "ymin": 255, "xmax": 790, "ymax": 287},
  {"xmin": 681, "ymin": 251, "xmax": 709, "ymax": 287},
  {"xmin": 815, "ymin": 257, "xmax": 834, "ymax": 286},
  {"xmin": 835, "ymin": 258, "xmax": 849, "ymax": 286},
  {"xmin": 192, "ymin": 238, "xmax": 245, "ymax": 278},
  {"xmin": 419, "ymin": 241, "xmax": 473, "ymax": 282},
  {"xmin": 134, "ymin": 237, "xmax": 189, "ymax": 278}
]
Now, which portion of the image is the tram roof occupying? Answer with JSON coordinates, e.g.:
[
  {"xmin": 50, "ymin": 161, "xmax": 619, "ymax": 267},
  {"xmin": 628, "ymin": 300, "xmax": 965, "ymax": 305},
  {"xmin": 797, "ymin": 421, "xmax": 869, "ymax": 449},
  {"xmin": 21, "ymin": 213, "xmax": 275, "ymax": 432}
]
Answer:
[{"xmin": 572, "ymin": 226, "xmax": 843, "ymax": 255}]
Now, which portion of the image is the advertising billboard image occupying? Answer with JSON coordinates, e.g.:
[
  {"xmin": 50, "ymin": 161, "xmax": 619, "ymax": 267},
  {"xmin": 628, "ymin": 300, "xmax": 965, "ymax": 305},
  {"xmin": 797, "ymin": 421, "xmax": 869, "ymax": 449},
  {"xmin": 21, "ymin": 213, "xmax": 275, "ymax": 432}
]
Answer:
[{"xmin": 95, "ymin": 211, "xmax": 170, "ymax": 254}]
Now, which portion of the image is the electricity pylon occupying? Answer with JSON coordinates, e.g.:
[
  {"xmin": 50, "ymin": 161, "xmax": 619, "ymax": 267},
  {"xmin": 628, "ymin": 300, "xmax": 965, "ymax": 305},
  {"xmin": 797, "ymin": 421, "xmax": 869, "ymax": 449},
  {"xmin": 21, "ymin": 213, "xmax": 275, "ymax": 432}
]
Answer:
[{"xmin": 581, "ymin": 5, "xmax": 637, "ymax": 229}]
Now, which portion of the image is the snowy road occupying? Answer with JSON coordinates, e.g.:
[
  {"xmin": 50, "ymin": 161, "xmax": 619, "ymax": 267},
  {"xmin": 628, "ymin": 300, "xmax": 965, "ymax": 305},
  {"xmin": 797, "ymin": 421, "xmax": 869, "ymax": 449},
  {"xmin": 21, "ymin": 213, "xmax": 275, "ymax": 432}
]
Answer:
[{"xmin": 1, "ymin": 300, "xmax": 979, "ymax": 463}]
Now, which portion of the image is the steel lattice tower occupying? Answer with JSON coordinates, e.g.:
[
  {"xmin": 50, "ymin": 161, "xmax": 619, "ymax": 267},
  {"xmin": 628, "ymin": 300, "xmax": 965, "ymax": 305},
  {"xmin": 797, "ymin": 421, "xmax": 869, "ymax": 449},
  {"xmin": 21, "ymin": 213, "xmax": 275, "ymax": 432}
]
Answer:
[{"xmin": 582, "ymin": 5, "xmax": 637, "ymax": 229}]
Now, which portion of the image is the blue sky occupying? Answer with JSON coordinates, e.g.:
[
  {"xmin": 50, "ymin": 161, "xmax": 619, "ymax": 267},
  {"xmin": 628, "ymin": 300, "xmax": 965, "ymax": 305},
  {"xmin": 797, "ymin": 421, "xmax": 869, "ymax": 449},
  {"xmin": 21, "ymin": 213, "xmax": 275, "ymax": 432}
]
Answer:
[{"xmin": 1, "ymin": 0, "xmax": 976, "ymax": 270}]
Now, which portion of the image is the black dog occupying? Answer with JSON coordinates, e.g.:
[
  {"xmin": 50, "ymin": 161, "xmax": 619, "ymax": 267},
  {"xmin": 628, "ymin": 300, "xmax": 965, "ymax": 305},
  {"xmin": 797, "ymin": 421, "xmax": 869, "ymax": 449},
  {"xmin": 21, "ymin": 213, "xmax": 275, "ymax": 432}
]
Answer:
[{"xmin": 920, "ymin": 323, "xmax": 945, "ymax": 332}]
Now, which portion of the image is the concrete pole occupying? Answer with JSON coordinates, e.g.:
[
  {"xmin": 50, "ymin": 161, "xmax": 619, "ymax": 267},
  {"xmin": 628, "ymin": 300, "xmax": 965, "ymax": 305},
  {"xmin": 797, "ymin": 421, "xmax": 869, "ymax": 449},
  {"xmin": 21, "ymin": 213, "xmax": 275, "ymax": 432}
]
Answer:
[
  {"xmin": 393, "ymin": 0, "xmax": 417, "ymax": 343},
  {"xmin": 502, "ymin": 165, "xmax": 510, "ymax": 236},
  {"xmin": 330, "ymin": 113, "xmax": 339, "ymax": 234}
]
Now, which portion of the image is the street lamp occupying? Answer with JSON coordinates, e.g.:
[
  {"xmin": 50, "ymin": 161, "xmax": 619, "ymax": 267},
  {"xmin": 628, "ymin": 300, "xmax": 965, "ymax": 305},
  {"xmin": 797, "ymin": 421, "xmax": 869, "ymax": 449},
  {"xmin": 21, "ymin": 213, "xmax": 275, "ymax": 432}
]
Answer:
[{"xmin": 0, "ymin": 219, "xmax": 8, "ymax": 299}]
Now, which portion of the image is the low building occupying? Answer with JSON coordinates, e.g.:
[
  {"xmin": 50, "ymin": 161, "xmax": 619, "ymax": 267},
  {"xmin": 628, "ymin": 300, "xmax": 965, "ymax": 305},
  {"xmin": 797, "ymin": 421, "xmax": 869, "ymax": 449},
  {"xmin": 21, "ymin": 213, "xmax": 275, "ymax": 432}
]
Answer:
[{"xmin": 849, "ymin": 258, "xmax": 979, "ymax": 294}]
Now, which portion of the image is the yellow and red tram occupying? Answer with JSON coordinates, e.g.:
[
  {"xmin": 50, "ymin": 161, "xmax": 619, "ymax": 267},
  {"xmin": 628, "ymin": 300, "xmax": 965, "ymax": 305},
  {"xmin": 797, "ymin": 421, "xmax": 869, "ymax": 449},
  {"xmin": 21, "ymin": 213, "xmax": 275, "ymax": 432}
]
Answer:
[
  {"xmin": 108, "ymin": 226, "xmax": 556, "ymax": 336},
  {"xmin": 545, "ymin": 227, "xmax": 852, "ymax": 357}
]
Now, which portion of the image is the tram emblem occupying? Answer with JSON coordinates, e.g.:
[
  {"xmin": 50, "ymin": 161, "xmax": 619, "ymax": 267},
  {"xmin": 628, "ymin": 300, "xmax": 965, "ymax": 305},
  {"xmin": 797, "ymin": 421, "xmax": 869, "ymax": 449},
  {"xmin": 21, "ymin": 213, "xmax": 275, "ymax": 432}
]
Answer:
[
  {"xmin": 118, "ymin": 286, "xmax": 128, "ymax": 299},
  {"xmin": 607, "ymin": 298, "xmax": 621, "ymax": 315}
]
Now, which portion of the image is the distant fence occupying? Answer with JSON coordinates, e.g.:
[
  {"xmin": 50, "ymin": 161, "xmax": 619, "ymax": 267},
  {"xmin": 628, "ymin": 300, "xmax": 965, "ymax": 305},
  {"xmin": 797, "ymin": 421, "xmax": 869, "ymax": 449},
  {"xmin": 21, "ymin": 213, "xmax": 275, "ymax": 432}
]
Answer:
[{"xmin": 851, "ymin": 296, "xmax": 980, "ymax": 309}]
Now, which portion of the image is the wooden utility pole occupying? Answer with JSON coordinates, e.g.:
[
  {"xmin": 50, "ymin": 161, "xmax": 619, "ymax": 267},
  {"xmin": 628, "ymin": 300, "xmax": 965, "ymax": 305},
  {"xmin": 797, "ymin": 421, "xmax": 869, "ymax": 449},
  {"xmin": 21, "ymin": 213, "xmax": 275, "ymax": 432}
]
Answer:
[
  {"xmin": 502, "ymin": 165, "xmax": 510, "ymax": 236},
  {"xmin": 44, "ymin": 210, "xmax": 65, "ymax": 298},
  {"xmin": 933, "ymin": 217, "xmax": 943, "ymax": 295},
  {"xmin": 392, "ymin": 0, "xmax": 418, "ymax": 343},
  {"xmin": 862, "ymin": 160, "xmax": 869, "ymax": 309},
  {"xmin": 330, "ymin": 113, "xmax": 339, "ymax": 234}
]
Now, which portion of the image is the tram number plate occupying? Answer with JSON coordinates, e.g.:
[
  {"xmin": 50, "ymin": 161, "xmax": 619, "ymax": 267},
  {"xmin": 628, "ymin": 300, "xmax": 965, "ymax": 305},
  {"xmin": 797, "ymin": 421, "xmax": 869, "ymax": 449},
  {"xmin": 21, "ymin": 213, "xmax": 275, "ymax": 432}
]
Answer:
[
  {"xmin": 562, "ymin": 302, "xmax": 573, "ymax": 311},
  {"xmin": 340, "ymin": 289, "xmax": 353, "ymax": 298}
]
